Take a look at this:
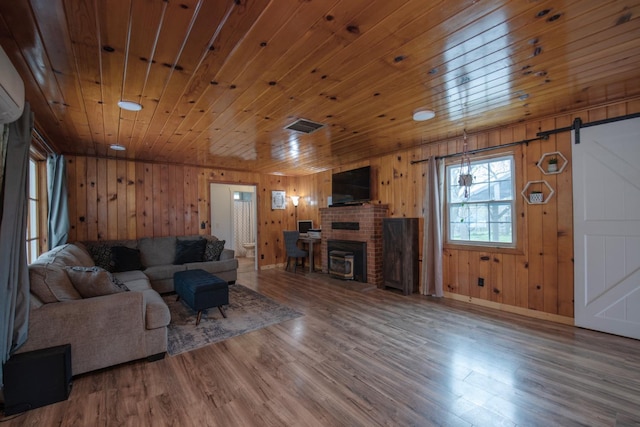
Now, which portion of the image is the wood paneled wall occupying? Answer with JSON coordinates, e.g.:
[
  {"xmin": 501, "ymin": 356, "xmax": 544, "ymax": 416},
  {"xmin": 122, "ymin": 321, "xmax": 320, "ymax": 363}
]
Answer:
[
  {"xmin": 300, "ymin": 98, "xmax": 640, "ymax": 320},
  {"xmin": 65, "ymin": 158, "xmax": 302, "ymax": 268},
  {"xmin": 66, "ymin": 98, "xmax": 640, "ymax": 320}
]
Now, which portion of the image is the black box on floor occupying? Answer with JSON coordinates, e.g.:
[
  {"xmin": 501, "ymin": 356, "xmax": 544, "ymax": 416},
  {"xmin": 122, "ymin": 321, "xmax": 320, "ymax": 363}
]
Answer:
[{"xmin": 2, "ymin": 344, "xmax": 72, "ymax": 415}]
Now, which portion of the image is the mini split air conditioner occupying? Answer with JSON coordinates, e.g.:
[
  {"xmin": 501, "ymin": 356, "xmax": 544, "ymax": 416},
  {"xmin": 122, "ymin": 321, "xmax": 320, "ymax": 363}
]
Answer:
[{"xmin": 0, "ymin": 45, "xmax": 25, "ymax": 124}]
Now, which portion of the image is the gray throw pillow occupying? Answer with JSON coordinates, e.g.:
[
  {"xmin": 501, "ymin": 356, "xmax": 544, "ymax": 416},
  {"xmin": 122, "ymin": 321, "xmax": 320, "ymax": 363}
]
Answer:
[{"xmin": 66, "ymin": 266, "xmax": 129, "ymax": 298}]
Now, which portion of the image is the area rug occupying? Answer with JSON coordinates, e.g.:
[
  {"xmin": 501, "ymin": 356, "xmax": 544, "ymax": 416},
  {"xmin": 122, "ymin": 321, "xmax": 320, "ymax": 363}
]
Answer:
[{"xmin": 163, "ymin": 284, "xmax": 303, "ymax": 355}]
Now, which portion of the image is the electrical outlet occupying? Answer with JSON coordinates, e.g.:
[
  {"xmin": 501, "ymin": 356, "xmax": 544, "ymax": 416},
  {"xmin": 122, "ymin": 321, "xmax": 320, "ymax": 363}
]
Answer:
[{"xmin": 478, "ymin": 277, "xmax": 485, "ymax": 287}]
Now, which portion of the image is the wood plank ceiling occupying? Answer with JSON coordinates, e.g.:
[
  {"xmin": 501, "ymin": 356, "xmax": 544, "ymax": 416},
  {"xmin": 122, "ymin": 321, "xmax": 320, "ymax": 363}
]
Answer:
[{"xmin": 1, "ymin": 0, "xmax": 639, "ymax": 175}]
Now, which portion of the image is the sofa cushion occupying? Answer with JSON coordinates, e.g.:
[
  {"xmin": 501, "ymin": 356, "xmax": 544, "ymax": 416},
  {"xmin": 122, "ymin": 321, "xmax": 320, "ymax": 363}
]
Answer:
[
  {"xmin": 112, "ymin": 270, "xmax": 151, "ymax": 292},
  {"xmin": 112, "ymin": 269, "xmax": 148, "ymax": 283},
  {"xmin": 65, "ymin": 243, "xmax": 95, "ymax": 267},
  {"xmin": 143, "ymin": 264, "xmax": 187, "ymax": 282},
  {"xmin": 204, "ymin": 239, "xmax": 226, "ymax": 261},
  {"xmin": 29, "ymin": 261, "xmax": 82, "ymax": 303},
  {"xmin": 119, "ymin": 278, "xmax": 150, "ymax": 292},
  {"xmin": 111, "ymin": 246, "xmax": 144, "ymax": 272},
  {"xmin": 186, "ymin": 258, "xmax": 238, "ymax": 275},
  {"xmin": 44, "ymin": 244, "xmax": 83, "ymax": 267},
  {"xmin": 30, "ymin": 293, "xmax": 44, "ymax": 309},
  {"xmin": 219, "ymin": 248, "xmax": 235, "ymax": 261},
  {"xmin": 138, "ymin": 236, "xmax": 176, "ymax": 267},
  {"xmin": 174, "ymin": 238, "xmax": 206, "ymax": 264},
  {"xmin": 44, "ymin": 244, "xmax": 88, "ymax": 267},
  {"xmin": 66, "ymin": 266, "xmax": 129, "ymax": 298}
]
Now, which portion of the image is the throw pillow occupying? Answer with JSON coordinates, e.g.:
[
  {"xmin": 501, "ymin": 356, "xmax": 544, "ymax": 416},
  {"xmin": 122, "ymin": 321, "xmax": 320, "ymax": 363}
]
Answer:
[
  {"xmin": 174, "ymin": 238, "xmax": 206, "ymax": 264},
  {"xmin": 65, "ymin": 266, "xmax": 128, "ymax": 298},
  {"xmin": 204, "ymin": 239, "xmax": 226, "ymax": 261},
  {"xmin": 28, "ymin": 262, "xmax": 83, "ymax": 303},
  {"xmin": 87, "ymin": 243, "xmax": 114, "ymax": 271},
  {"xmin": 111, "ymin": 246, "xmax": 144, "ymax": 272}
]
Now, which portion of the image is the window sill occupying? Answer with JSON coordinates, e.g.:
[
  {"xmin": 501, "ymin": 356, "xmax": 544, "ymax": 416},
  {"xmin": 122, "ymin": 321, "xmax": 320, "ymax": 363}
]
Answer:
[{"xmin": 443, "ymin": 242, "xmax": 524, "ymax": 255}]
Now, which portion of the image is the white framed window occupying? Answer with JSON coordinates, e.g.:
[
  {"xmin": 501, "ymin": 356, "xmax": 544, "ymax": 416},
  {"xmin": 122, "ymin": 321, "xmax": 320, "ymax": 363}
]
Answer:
[
  {"xmin": 446, "ymin": 154, "xmax": 515, "ymax": 246},
  {"xmin": 26, "ymin": 158, "xmax": 41, "ymax": 262}
]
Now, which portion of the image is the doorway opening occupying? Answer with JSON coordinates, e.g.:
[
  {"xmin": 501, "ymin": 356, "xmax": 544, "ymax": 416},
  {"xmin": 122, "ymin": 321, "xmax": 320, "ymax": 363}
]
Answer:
[{"xmin": 210, "ymin": 183, "xmax": 258, "ymax": 271}]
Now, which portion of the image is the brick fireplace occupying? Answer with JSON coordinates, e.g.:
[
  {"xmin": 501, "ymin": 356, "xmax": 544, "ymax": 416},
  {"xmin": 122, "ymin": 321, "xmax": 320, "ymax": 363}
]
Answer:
[{"xmin": 320, "ymin": 204, "xmax": 388, "ymax": 287}]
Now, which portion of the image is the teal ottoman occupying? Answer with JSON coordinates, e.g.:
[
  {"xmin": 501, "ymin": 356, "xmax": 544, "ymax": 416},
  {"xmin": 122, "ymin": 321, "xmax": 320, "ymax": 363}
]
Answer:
[{"xmin": 174, "ymin": 269, "xmax": 229, "ymax": 326}]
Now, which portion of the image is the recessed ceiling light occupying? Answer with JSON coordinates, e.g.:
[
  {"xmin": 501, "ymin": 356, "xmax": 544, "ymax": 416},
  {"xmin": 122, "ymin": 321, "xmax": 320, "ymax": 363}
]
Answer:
[
  {"xmin": 109, "ymin": 144, "xmax": 126, "ymax": 151},
  {"xmin": 413, "ymin": 109, "xmax": 435, "ymax": 121},
  {"xmin": 117, "ymin": 100, "xmax": 142, "ymax": 111}
]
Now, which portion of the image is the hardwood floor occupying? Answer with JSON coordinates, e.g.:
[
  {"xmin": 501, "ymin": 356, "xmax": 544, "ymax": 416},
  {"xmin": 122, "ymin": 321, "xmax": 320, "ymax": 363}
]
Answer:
[
  {"xmin": 3, "ymin": 269, "xmax": 640, "ymax": 426},
  {"xmin": 236, "ymin": 256, "xmax": 256, "ymax": 273}
]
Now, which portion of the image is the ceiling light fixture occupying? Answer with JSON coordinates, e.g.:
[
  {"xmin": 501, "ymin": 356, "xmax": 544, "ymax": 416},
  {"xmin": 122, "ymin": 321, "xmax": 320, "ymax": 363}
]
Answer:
[
  {"xmin": 413, "ymin": 109, "xmax": 435, "ymax": 121},
  {"xmin": 109, "ymin": 144, "xmax": 126, "ymax": 151},
  {"xmin": 117, "ymin": 100, "xmax": 143, "ymax": 111}
]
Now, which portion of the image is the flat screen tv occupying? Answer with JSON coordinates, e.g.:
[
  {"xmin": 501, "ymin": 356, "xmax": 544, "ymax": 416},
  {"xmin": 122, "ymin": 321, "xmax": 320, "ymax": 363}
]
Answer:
[{"xmin": 331, "ymin": 166, "xmax": 371, "ymax": 206}]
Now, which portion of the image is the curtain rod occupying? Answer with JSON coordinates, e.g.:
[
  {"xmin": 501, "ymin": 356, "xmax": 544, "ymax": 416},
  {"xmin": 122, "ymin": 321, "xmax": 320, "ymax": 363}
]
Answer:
[
  {"xmin": 410, "ymin": 135, "xmax": 548, "ymax": 164},
  {"xmin": 537, "ymin": 112, "xmax": 640, "ymax": 137},
  {"xmin": 32, "ymin": 128, "xmax": 56, "ymax": 155},
  {"xmin": 410, "ymin": 111, "xmax": 640, "ymax": 165}
]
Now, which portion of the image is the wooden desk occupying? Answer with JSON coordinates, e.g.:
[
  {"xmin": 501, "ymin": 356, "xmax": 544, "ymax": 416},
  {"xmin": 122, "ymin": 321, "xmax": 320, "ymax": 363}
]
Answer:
[{"xmin": 298, "ymin": 236, "xmax": 321, "ymax": 273}]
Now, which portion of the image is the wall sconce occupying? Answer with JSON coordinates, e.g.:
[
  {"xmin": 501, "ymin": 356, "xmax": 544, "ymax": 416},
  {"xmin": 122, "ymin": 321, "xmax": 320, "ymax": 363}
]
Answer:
[{"xmin": 291, "ymin": 195, "xmax": 300, "ymax": 223}]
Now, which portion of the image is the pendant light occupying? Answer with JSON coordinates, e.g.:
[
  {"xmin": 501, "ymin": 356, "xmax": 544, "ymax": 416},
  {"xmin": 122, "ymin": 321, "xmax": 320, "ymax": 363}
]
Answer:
[{"xmin": 458, "ymin": 129, "xmax": 473, "ymax": 198}]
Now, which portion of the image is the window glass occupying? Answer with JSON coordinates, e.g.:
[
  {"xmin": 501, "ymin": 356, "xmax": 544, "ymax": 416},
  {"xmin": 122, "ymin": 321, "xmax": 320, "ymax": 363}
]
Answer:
[
  {"xmin": 447, "ymin": 155, "xmax": 515, "ymax": 246},
  {"xmin": 29, "ymin": 159, "xmax": 37, "ymax": 199},
  {"xmin": 26, "ymin": 158, "xmax": 41, "ymax": 262}
]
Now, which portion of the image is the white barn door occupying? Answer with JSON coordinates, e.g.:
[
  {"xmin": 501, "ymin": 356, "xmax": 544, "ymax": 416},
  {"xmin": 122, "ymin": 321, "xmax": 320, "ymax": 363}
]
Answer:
[{"xmin": 573, "ymin": 117, "xmax": 640, "ymax": 340}]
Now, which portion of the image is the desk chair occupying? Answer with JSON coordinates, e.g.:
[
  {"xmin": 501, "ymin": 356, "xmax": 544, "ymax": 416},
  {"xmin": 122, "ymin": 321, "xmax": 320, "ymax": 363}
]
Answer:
[{"xmin": 283, "ymin": 230, "xmax": 308, "ymax": 273}]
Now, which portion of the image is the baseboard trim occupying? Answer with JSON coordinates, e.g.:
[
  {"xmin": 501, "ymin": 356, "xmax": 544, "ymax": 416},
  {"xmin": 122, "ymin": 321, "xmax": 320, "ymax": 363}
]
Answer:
[
  {"xmin": 259, "ymin": 263, "xmax": 284, "ymax": 270},
  {"xmin": 443, "ymin": 292, "xmax": 575, "ymax": 326}
]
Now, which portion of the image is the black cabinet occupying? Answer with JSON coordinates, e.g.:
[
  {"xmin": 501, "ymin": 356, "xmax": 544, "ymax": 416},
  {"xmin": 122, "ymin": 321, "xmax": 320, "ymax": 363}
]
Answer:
[{"xmin": 382, "ymin": 218, "xmax": 419, "ymax": 295}]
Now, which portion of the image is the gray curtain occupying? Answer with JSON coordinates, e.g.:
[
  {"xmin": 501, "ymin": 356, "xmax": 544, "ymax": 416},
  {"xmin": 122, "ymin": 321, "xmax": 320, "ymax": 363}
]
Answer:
[
  {"xmin": 421, "ymin": 156, "xmax": 444, "ymax": 297},
  {"xmin": 0, "ymin": 125, "xmax": 8, "ymax": 221},
  {"xmin": 47, "ymin": 153, "xmax": 69, "ymax": 249},
  {"xmin": 0, "ymin": 103, "xmax": 33, "ymax": 385}
]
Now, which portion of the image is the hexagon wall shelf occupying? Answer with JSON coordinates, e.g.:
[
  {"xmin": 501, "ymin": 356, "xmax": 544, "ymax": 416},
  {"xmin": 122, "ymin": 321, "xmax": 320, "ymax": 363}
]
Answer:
[
  {"xmin": 521, "ymin": 180, "xmax": 555, "ymax": 204},
  {"xmin": 538, "ymin": 151, "xmax": 568, "ymax": 175}
]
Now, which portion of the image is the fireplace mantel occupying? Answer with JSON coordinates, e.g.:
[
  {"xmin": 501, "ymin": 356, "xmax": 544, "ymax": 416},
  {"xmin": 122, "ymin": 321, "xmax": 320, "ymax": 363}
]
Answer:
[{"xmin": 320, "ymin": 204, "xmax": 388, "ymax": 287}]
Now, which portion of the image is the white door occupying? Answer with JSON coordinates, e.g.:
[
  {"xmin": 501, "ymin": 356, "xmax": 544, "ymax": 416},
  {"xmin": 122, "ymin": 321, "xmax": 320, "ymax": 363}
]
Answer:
[
  {"xmin": 210, "ymin": 184, "xmax": 234, "ymax": 246},
  {"xmin": 573, "ymin": 117, "xmax": 640, "ymax": 340}
]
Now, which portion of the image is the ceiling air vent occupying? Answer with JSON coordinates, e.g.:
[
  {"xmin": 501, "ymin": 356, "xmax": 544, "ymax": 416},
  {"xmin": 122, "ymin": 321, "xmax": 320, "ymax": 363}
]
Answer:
[{"xmin": 284, "ymin": 118, "xmax": 325, "ymax": 134}]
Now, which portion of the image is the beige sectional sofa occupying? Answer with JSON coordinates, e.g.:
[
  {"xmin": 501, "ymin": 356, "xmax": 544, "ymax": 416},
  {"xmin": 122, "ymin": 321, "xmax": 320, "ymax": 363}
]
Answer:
[{"xmin": 18, "ymin": 235, "xmax": 237, "ymax": 376}]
